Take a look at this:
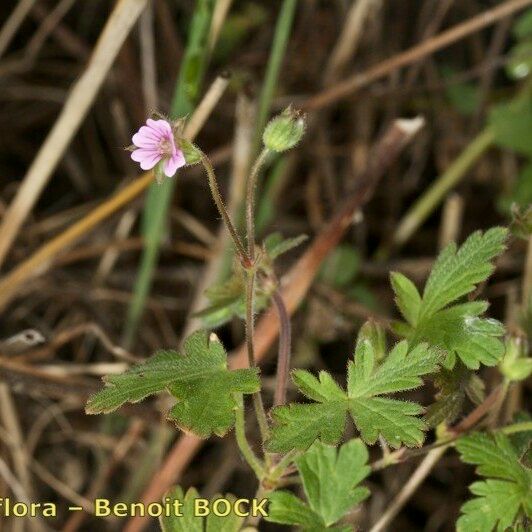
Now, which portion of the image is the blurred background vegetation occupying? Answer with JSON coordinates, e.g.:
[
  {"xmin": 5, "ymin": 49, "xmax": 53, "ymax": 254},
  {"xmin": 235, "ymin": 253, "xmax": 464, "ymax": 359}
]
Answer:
[{"xmin": 0, "ymin": 0, "xmax": 530, "ymax": 530}]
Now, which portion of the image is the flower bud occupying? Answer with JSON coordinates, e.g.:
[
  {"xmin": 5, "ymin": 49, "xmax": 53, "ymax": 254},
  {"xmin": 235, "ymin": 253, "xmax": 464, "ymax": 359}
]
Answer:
[
  {"xmin": 500, "ymin": 335, "xmax": 532, "ymax": 382},
  {"xmin": 262, "ymin": 106, "xmax": 306, "ymax": 153}
]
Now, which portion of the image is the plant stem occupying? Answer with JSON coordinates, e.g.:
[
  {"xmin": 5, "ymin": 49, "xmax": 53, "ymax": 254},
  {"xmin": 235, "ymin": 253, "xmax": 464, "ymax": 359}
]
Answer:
[
  {"xmin": 235, "ymin": 396, "xmax": 265, "ymax": 480},
  {"xmin": 369, "ymin": 445, "xmax": 450, "ymax": 532},
  {"xmin": 385, "ymin": 127, "xmax": 494, "ymax": 255},
  {"xmin": 245, "ymin": 270, "xmax": 270, "ymax": 444},
  {"xmin": 272, "ymin": 288, "xmax": 292, "ymax": 406},
  {"xmin": 368, "ymin": 418, "xmax": 532, "ymax": 530},
  {"xmin": 500, "ymin": 421, "xmax": 532, "ymax": 435},
  {"xmin": 268, "ymin": 449, "xmax": 300, "ymax": 482},
  {"xmin": 246, "ymin": 148, "xmax": 270, "ymax": 260},
  {"xmin": 200, "ymin": 152, "xmax": 250, "ymax": 266},
  {"xmin": 242, "ymin": 149, "xmax": 272, "ymax": 445}
]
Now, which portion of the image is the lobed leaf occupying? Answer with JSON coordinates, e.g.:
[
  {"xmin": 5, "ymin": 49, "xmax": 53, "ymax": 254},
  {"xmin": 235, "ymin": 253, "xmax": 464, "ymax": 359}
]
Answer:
[
  {"xmin": 86, "ymin": 331, "xmax": 260, "ymax": 438},
  {"xmin": 419, "ymin": 228, "xmax": 507, "ymax": 321},
  {"xmin": 267, "ymin": 439, "xmax": 370, "ymax": 530},
  {"xmin": 159, "ymin": 486, "xmax": 244, "ymax": 532},
  {"xmin": 267, "ymin": 339, "xmax": 440, "ymax": 452},
  {"xmin": 456, "ymin": 432, "xmax": 532, "ymax": 531},
  {"xmin": 393, "ymin": 228, "xmax": 508, "ymax": 370}
]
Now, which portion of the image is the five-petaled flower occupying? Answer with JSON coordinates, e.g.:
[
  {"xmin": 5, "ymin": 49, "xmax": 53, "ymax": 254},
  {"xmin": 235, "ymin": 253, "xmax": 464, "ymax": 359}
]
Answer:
[{"xmin": 130, "ymin": 118, "xmax": 186, "ymax": 177}]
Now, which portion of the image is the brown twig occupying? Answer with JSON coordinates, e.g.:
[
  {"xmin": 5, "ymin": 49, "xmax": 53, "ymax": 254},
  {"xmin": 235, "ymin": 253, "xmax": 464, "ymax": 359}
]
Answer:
[
  {"xmin": 0, "ymin": 77, "xmax": 228, "ymax": 311},
  {"xmin": 0, "ymin": 0, "xmax": 149, "ymax": 270},
  {"xmin": 304, "ymin": 0, "xmax": 532, "ymax": 111}
]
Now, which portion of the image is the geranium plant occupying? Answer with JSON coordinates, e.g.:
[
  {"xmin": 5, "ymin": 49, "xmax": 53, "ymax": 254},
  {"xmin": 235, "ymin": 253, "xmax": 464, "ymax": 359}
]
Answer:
[{"xmin": 87, "ymin": 107, "xmax": 532, "ymax": 531}]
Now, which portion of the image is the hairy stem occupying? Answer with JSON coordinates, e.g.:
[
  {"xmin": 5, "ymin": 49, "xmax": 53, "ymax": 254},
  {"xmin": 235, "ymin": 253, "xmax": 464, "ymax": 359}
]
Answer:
[
  {"xmin": 199, "ymin": 152, "xmax": 250, "ymax": 265},
  {"xmin": 245, "ymin": 270, "xmax": 270, "ymax": 443},
  {"xmin": 500, "ymin": 420, "xmax": 532, "ymax": 435},
  {"xmin": 243, "ymin": 149, "xmax": 273, "ymax": 445},
  {"xmin": 268, "ymin": 449, "xmax": 300, "ymax": 482},
  {"xmin": 245, "ymin": 148, "xmax": 270, "ymax": 260},
  {"xmin": 235, "ymin": 396, "xmax": 265, "ymax": 480},
  {"xmin": 272, "ymin": 289, "xmax": 292, "ymax": 406}
]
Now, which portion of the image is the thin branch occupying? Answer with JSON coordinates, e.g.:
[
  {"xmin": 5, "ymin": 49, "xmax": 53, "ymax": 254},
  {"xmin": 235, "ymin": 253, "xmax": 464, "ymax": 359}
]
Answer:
[
  {"xmin": 0, "ymin": 74, "xmax": 228, "ymax": 310},
  {"xmin": 0, "ymin": 0, "xmax": 149, "ymax": 270},
  {"xmin": 369, "ymin": 445, "xmax": 450, "ymax": 532},
  {"xmin": 305, "ymin": 0, "xmax": 532, "ymax": 110},
  {"xmin": 0, "ymin": 0, "xmax": 37, "ymax": 58},
  {"xmin": 272, "ymin": 289, "xmax": 292, "ymax": 407}
]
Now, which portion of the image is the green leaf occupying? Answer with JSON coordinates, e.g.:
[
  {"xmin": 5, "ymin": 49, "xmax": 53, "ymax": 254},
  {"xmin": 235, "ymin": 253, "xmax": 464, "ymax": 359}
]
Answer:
[
  {"xmin": 457, "ymin": 432, "xmax": 529, "ymax": 484},
  {"xmin": 206, "ymin": 494, "xmax": 247, "ymax": 532},
  {"xmin": 264, "ymin": 232, "xmax": 308, "ymax": 260},
  {"xmin": 266, "ymin": 439, "xmax": 370, "ymax": 530},
  {"xmin": 395, "ymin": 228, "xmax": 508, "ymax": 370},
  {"xmin": 159, "ymin": 487, "xmax": 201, "ymax": 532},
  {"xmin": 508, "ymin": 412, "xmax": 532, "ymax": 460},
  {"xmin": 500, "ymin": 335, "xmax": 532, "ymax": 382},
  {"xmin": 357, "ymin": 320, "xmax": 387, "ymax": 362},
  {"xmin": 489, "ymin": 96, "xmax": 532, "ymax": 156},
  {"xmin": 347, "ymin": 341, "xmax": 439, "ymax": 448},
  {"xmin": 391, "ymin": 272, "xmax": 421, "ymax": 326},
  {"xmin": 266, "ymin": 491, "xmax": 325, "ymax": 529},
  {"xmin": 297, "ymin": 439, "xmax": 370, "ymax": 526},
  {"xmin": 267, "ymin": 340, "xmax": 440, "ymax": 452},
  {"xmin": 319, "ymin": 246, "xmax": 360, "ymax": 288},
  {"xmin": 456, "ymin": 433, "xmax": 532, "ymax": 531},
  {"xmin": 268, "ymin": 371, "xmax": 347, "ymax": 452},
  {"xmin": 457, "ymin": 480, "xmax": 529, "ymax": 532},
  {"xmin": 159, "ymin": 486, "xmax": 245, "ymax": 532},
  {"xmin": 513, "ymin": 8, "xmax": 532, "ymax": 40},
  {"xmin": 86, "ymin": 331, "xmax": 260, "ymax": 437},
  {"xmin": 419, "ymin": 228, "xmax": 507, "ymax": 320},
  {"xmin": 425, "ymin": 365, "xmax": 484, "ymax": 428},
  {"xmin": 196, "ymin": 271, "xmax": 270, "ymax": 328},
  {"xmin": 414, "ymin": 302, "xmax": 505, "ymax": 370}
]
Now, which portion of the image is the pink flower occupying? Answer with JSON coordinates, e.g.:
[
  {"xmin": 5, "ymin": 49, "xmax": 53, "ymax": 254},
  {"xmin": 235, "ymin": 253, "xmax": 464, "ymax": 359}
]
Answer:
[{"xmin": 130, "ymin": 118, "xmax": 186, "ymax": 177}]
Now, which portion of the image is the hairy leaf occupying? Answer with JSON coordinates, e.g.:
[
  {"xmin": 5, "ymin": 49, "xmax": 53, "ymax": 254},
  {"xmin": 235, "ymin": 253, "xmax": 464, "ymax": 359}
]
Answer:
[
  {"xmin": 419, "ymin": 228, "xmax": 507, "ymax": 320},
  {"xmin": 159, "ymin": 486, "xmax": 244, "ymax": 532},
  {"xmin": 425, "ymin": 365, "xmax": 484, "ymax": 428},
  {"xmin": 267, "ymin": 339, "xmax": 440, "ymax": 452},
  {"xmin": 456, "ymin": 432, "xmax": 532, "ymax": 531},
  {"xmin": 391, "ymin": 272, "xmax": 421, "ymax": 326},
  {"xmin": 392, "ymin": 228, "xmax": 507, "ymax": 369},
  {"xmin": 266, "ymin": 439, "xmax": 370, "ymax": 530},
  {"xmin": 264, "ymin": 232, "xmax": 308, "ymax": 260},
  {"xmin": 86, "ymin": 331, "xmax": 260, "ymax": 437}
]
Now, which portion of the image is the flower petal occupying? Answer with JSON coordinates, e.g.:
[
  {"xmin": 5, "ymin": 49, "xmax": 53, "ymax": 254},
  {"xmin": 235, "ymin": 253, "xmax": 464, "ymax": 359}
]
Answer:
[
  {"xmin": 132, "ymin": 127, "xmax": 161, "ymax": 148},
  {"xmin": 163, "ymin": 150, "xmax": 186, "ymax": 177},
  {"xmin": 146, "ymin": 119, "xmax": 172, "ymax": 137},
  {"xmin": 131, "ymin": 148, "xmax": 161, "ymax": 170}
]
